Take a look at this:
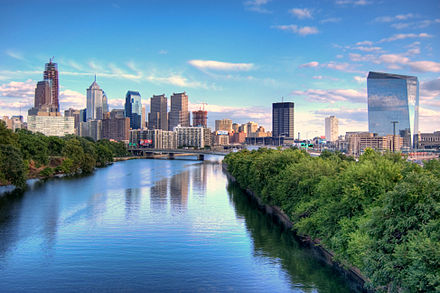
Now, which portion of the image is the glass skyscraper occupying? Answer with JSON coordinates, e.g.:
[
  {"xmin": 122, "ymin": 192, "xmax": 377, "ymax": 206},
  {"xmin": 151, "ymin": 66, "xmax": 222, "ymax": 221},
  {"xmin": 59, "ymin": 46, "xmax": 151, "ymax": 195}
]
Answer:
[
  {"xmin": 367, "ymin": 71, "xmax": 419, "ymax": 149},
  {"xmin": 272, "ymin": 102, "xmax": 294, "ymax": 138},
  {"xmin": 125, "ymin": 91, "xmax": 142, "ymax": 129}
]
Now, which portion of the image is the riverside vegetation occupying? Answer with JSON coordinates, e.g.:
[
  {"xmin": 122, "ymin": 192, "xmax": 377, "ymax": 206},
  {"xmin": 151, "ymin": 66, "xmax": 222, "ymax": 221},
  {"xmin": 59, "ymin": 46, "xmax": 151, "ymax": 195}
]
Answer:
[
  {"xmin": 0, "ymin": 121, "xmax": 128, "ymax": 189},
  {"xmin": 224, "ymin": 148, "xmax": 440, "ymax": 292}
]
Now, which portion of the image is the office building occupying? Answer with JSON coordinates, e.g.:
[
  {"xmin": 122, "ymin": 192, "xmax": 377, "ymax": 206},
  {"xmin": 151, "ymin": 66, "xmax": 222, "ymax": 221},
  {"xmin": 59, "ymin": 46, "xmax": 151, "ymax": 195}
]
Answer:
[
  {"xmin": 102, "ymin": 116, "xmax": 130, "ymax": 141},
  {"xmin": 148, "ymin": 94, "xmax": 168, "ymax": 130},
  {"xmin": 367, "ymin": 71, "xmax": 419, "ymax": 149},
  {"xmin": 272, "ymin": 102, "xmax": 294, "ymax": 138},
  {"xmin": 215, "ymin": 119, "xmax": 232, "ymax": 132},
  {"xmin": 346, "ymin": 132, "xmax": 403, "ymax": 156},
  {"xmin": 417, "ymin": 131, "xmax": 440, "ymax": 150},
  {"xmin": 176, "ymin": 126, "xmax": 211, "ymax": 148},
  {"xmin": 125, "ymin": 91, "xmax": 142, "ymax": 129},
  {"xmin": 169, "ymin": 92, "xmax": 190, "ymax": 130},
  {"xmin": 65, "ymin": 108, "xmax": 81, "ymax": 134},
  {"xmin": 130, "ymin": 129, "xmax": 177, "ymax": 149},
  {"xmin": 79, "ymin": 119, "xmax": 102, "ymax": 141},
  {"xmin": 192, "ymin": 110, "xmax": 208, "ymax": 128},
  {"xmin": 245, "ymin": 121, "xmax": 258, "ymax": 135},
  {"xmin": 232, "ymin": 123, "xmax": 240, "ymax": 133},
  {"xmin": 142, "ymin": 106, "xmax": 146, "ymax": 128},
  {"xmin": 43, "ymin": 59, "xmax": 59, "ymax": 112},
  {"xmin": 86, "ymin": 78, "xmax": 106, "ymax": 121},
  {"xmin": 325, "ymin": 116, "xmax": 339, "ymax": 142},
  {"xmin": 28, "ymin": 115, "xmax": 74, "ymax": 137}
]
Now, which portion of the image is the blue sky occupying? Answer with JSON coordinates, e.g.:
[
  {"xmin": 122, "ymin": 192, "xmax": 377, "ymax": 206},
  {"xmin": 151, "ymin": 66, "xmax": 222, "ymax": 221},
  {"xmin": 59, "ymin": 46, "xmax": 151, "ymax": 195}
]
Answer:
[{"xmin": 0, "ymin": 0, "xmax": 439, "ymax": 136}]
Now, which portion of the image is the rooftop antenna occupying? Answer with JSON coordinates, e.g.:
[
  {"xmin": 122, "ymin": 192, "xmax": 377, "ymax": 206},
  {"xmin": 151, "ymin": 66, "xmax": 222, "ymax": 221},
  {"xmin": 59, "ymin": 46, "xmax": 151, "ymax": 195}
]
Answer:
[
  {"xmin": 50, "ymin": 56, "xmax": 54, "ymax": 63},
  {"xmin": 281, "ymin": 96, "xmax": 284, "ymax": 103},
  {"xmin": 94, "ymin": 74, "xmax": 97, "ymax": 82}
]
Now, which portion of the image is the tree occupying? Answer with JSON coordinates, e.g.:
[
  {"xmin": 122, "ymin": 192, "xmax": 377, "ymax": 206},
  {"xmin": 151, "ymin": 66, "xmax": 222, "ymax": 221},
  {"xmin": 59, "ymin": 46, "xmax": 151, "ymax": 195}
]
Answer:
[{"xmin": 0, "ymin": 145, "xmax": 26, "ymax": 188}]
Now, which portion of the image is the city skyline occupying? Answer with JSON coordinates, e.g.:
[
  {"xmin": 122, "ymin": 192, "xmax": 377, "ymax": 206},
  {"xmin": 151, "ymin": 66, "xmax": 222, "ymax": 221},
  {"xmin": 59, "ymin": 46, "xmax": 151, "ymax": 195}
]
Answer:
[{"xmin": 0, "ymin": 0, "xmax": 439, "ymax": 136}]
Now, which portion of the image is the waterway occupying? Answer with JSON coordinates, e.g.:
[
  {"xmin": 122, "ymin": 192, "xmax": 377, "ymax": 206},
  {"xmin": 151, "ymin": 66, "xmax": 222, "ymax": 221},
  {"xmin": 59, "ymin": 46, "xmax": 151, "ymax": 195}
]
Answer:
[{"xmin": 0, "ymin": 157, "xmax": 351, "ymax": 292}]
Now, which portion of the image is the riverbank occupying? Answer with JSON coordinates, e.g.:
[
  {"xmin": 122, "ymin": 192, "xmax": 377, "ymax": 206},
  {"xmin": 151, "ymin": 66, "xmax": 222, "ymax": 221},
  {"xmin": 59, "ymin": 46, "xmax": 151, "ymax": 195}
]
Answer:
[{"xmin": 222, "ymin": 163, "xmax": 371, "ymax": 293}]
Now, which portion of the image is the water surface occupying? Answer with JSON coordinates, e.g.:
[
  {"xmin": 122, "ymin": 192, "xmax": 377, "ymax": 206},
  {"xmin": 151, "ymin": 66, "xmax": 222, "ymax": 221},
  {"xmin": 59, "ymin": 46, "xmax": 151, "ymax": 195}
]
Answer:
[{"xmin": 0, "ymin": 158, "xmax": 351, "ymax": 292}]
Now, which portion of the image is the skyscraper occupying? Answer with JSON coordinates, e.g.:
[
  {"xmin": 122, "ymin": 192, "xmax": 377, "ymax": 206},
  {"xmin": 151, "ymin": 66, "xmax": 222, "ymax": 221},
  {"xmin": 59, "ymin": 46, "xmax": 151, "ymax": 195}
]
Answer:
[
  {"xmin": 43, "ymin": 59, "xmax": 59, "ymax": 112},
  {"xmin": 272, "ymin": 102, "xmax": 294, "ymax": 138},
  {"xmin": 192, "ymin": 110, "xmax": 208, "ymax": 127},
  {"xmin": 86, "ymin": 78, "xmax": 105, "ymax": 121},
  {"xmin": 367, "ymin": 71, "xmax": 419, "ymax": 148},
  {"xmin": 34, "ymin": 80, "xmax": 52, "ymax": 109},
  {"xmin": 169, "ymin": 92, "xmax": 190, "ymax": 130},
  {"xmin": 215, "ymin": 119, "xmax": 232, "ymax": 132},
  {"xmin": 125, "ymin": 91, "xmax": 142, "ymax": 129},
  {"xmin": 325, "ymin": 116, "xmax": 338, "ymax": 142},
  {"xmin": 148, "ymin": 94, "xmax": 168, "ymax": 130}
]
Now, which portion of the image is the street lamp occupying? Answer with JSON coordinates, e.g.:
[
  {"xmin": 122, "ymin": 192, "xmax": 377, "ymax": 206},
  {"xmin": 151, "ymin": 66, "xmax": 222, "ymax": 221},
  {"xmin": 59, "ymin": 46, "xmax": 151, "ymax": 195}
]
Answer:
[{"xmin": 391, "ymin": 121, "xmax": 399, "ymax": 153}]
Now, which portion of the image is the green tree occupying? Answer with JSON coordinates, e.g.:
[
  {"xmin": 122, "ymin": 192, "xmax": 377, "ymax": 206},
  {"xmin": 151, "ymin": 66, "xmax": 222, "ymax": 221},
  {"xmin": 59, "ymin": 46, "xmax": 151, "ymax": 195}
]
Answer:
[{"xmin": 0, "ymin": 144, "xmax": 26, "ymax": 188}]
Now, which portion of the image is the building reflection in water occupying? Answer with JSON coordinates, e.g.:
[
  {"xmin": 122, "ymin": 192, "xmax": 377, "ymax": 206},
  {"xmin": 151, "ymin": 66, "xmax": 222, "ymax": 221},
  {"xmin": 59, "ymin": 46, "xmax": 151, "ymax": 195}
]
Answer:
[
  {"xmin": 169, "ymin": 170, "xmax": 189, "ymax": 209},
  {"xmin": 150, "ymin": 177, "xmax": 168, "ymax": 211},
  {"xmin": 125, "ymin": 188, "xmax": 141, "ymax": 220},
  {"xmin": 190, "ymin": 163, "xmax": 208, "ymax": 194}
]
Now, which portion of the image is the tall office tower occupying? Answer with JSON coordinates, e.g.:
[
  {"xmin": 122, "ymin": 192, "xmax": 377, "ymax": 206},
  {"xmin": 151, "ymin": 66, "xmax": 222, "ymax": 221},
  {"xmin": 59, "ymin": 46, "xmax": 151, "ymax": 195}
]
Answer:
[
  {"xmin": 148, "ymin": 94, "xmax": 168, "ymax": 130},
  {"xmin": 86, "ymin": 78, "xmax": 105, "ymax": 120},
  {"xmin": 169, "ymin": 92, "xmax": 190, "ymax": 130},
  {"xmin": 367, "ymin": 71, "xmax": 419, "ymax": 148},
  {"xmin": 215, "ymin": 119, "xmax": 233, "ymax": 132},
  {"xmin": 272, "ymin": 102, "xmax": 294, "ymax": 138},
  {"xmin": 325, "ymin": 116, "xmax": 339, "ymax": 142},
  {"xmin": 232, "ymin": 123, "xmax": 240, "ymax": 133},
  {"xmin": 245, "ymin": 121, "xmax": 258, "ymax": 134},
  {"xmin": 142, "ymin": 106, "xmax": 146, "ymax": 128},
  {"xmin": 102, "ymin": 92, "xmax": 109, "ymax": 114},
  {"xmin": 34, "ymin": 80, "xmax": 52, "ymax": 109},
  {"xmin": 125, "ymin": 91, "xmax": 142, "ymax": 129},
  {"xmin": 43, "ymin": 59, "xmax": 59, "ymax": 112},
  {"xmin": 192, "ymin": 110, "xmax": 208, "ymax": 127}
]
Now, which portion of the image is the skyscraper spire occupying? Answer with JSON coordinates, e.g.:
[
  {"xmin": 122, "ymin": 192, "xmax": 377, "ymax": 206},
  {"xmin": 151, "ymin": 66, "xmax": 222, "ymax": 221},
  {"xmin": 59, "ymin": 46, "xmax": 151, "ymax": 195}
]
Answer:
[{"xmin": 94, "ymin": 74, "xmax": 97, "ymax": 82}]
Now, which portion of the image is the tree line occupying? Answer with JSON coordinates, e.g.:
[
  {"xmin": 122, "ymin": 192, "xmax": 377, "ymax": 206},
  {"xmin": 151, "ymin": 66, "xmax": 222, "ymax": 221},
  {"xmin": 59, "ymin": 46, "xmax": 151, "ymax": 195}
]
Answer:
[
  {"xmin": 224, "ymin": 148, "xmax": 440, "ymax": 292},
  {"xmin": 0, "ymin": 121, "xmax": 128, "ymax": 188}
]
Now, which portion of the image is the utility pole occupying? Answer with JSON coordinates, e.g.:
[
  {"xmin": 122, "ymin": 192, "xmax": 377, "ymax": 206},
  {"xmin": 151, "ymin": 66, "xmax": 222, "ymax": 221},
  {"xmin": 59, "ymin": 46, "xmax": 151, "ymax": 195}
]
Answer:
[{"xmin": 391, "ymin": 121, "xmax": 399, "ymax": 153}]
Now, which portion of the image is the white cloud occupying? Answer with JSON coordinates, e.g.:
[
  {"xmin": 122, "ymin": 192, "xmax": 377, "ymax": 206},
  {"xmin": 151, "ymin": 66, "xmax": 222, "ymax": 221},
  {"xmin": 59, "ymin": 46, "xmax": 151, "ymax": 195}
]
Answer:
[
  {"xmin": 292, "ymin": 88, "xmax": 366, "ymax": 104},
  {"xmin": 356, "ymin": 40, "xmax": 373, "ymax": 46},
  {"xmin": 354, "ymin": 76, "xmax": 366, "ymax": 83},
  {"xmin": 0, "ymin": 79, "xmax": 35, "ymax": 116},
  {"xmin": 378, "ymin": 32, "xmax": 431, "ymax": 43},
  {"xmin": 158, "ymin": 49, "xmax": 168, "ymax": 55},
  {"xmin": 324, "ymin": 62, "xmax": 358, "ymax": 72},
  {"xmin": 354, "ymin": 46, "xmax": 382, "ymax": 52},
  {"xmin": 188, "ymin": 60, "xmax": 254, "ymax": 71},
  {"xmin": 320, "ymin": 17, "xmax": 341, "ymax": 23},
  {"xmin": 289, "ymin": 8, "xmax": 313, "ymax": 19},
  {"xmin": 335, "ymin": 0, "xmax": 371, "ymax": 6},
  {"xmin": 409, "ymin": 61, "xmax": 440, "ymax": 73},
  {"xmin": 5, "ymin": 50, "xmax": 25, "ymax": 61},
  {"xmin": 244, "ymin": 0, "xmax": 271, "ymax": 13},
  {"xmin": 299, "ymin": 61, "xmax": 319, "ymax": 68},
  {"xmin": 374, "ymin": 13, "xmax": 414, "ymax": 23},
  {"xmin": 59, "ymin": 89, "xmax": 86, "ymax": 110},
  {"xmin": 272, "ymin": 25, "xmax": 319, "ymax": 36}
]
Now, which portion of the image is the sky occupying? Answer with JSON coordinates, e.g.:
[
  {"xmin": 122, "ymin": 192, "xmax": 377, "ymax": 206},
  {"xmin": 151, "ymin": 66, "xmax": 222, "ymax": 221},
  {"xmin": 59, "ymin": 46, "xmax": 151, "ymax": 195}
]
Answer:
[{"xmin": 0, "ymin": 0, "xmax": 439, "ymax": 137}]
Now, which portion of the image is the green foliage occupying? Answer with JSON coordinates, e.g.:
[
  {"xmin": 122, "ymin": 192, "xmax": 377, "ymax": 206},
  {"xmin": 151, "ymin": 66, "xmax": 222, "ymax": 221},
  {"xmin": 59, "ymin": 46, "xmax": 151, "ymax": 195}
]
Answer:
[
  {"xmin": 39, "ymin": 167, "xmax": 54, "ymax": 178},
  {"xmin": 0, "ymin": 127, "xmax": 129, "ymax": 187},
  {"xmin": 225, "ymin": 148, "xmax": 440, "ymax": 292},
  {"xmin": 16, "ymin": 129, "xmax": 49, "ymax": 165},
  {"xmin": 0, "ymin": 144, "xmax": 27, "ymax": 188}
]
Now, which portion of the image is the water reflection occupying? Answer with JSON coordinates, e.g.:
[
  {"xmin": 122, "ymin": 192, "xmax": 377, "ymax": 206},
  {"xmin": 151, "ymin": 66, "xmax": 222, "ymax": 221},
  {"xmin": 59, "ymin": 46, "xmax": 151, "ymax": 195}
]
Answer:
[
  {"xmin": 125, "ymin": 188, "xmax": 141, "ymax": 220},
  {"xmin": 227, "ymin": 182, "xmax": 352, "ymax": 293}
]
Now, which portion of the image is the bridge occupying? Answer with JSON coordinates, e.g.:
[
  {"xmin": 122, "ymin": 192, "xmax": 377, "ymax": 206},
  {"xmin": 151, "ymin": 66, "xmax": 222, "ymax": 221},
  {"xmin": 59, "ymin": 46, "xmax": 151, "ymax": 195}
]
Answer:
[{"xmin": 128, "ymin": 148, "xmax": 231, "ymax": 160}]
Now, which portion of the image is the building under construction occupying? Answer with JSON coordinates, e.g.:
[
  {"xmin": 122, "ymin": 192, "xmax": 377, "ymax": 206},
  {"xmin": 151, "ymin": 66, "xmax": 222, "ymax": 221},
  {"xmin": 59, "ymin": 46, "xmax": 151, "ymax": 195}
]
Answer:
[{"xmin": 192, "ymin": 110, "xmax": 208, "ymax": 128}]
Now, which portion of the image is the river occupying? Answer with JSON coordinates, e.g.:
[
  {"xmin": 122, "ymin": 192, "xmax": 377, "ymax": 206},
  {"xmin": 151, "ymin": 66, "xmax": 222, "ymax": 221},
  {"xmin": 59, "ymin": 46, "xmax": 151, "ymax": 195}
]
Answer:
[{"xmin": 0, "ymin": 157, "xmax": 351, "ymax": 292}]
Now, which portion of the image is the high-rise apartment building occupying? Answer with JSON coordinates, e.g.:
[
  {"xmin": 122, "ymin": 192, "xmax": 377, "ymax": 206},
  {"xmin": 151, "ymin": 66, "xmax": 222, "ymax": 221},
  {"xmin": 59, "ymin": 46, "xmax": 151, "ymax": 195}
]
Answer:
[
  {"xmin": 325, "ymin": 116, "xmax": 339, "ymax": 142},
  {"xmin": 272, "ymin": 102, "xmax": 294, "ymax": 138},
  {"xmin": 148, "ymin": 95, "xmax": 168, "ymax": 130},
  {"xmin": 169, "ymin": 92, "xmax": 190, "ymax": 130},
  {"xmin": 43, "ymin": 59, "xmax": 59, "ymax": 112},
  {"xmin": 367, "ymin": 71, "xmax": 419, "ymax": 148},
  {"xmin": 65, "ymin": 108, "xmax": 81, "ymax": 134},
  {"xmin": 125, "ymin": 91, "xmax": 142, "ymax": 129},
  {"xmin": 142, "ymin": 106, "xmax": 146, "ymax": 129},
  {"xmin": 192, "ymin": 110, "xmax": 208, "ymax": 128},
  {"xmin": 215, "ymin": 119, "xmax": 233, "ymax": 132},
  {"xmin": 86, "ymin": 78, "xmax": 105, "ymax": 121}
]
